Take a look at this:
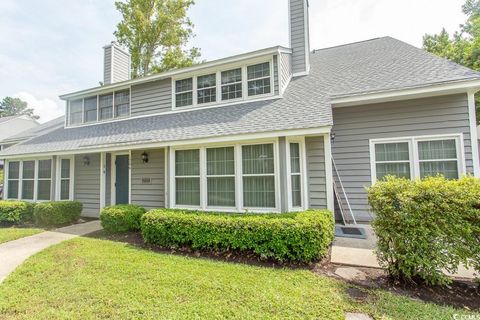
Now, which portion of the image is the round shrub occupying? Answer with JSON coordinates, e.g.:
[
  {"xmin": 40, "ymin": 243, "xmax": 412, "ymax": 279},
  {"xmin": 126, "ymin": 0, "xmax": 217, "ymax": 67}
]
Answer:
[
  {"xmin": 100, "ymin": 204, "xmax": 146, "ymax": 233},
  {"xmin": 140, "ymin": 209, "xmax": 334, "ymax": 263},
  {"xmin": 34, "ymin": 201, "xmax": 83, "ymax": 226},
  {"xmin": 0, "ymin": 200, "xmax": 35, "ymax": 225},
  {"xmin": 368, "ymin": 176, "xmax": 480, "ymax": 286}
]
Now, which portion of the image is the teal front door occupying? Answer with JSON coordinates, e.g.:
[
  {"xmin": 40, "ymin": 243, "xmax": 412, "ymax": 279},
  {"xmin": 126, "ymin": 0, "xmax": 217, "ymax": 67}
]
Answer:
[{"xmin": 115, "ymin": 155, "xmax": 129, "ymax": 205}]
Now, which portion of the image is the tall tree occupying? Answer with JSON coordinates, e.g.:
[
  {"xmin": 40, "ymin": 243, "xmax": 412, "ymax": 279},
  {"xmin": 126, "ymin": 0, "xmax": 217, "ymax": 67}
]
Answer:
[
  {"xmin": 0, "ymin": 97, "xmax": 39, "ymax": 120},
  {"xmin": 423, "ymin": 0, "xmax": 480, "ymax": 120},
  {"xmin": 114, "ymin": 0, "xmax": 201, "ymax": 78}
]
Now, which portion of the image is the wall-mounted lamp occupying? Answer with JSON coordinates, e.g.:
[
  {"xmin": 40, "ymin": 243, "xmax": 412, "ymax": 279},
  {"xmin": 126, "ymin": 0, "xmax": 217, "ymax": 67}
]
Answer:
[
  {"xmin": 141, "ymin": 152, "xmax": 149, "ymax": 164},
  {"xmin": 83, "ymin": 155, "xmax": 90, "ymax": 166},
  {"xmin": 330, "ymin": 132, "xmax": 336, "ymax": 144}
]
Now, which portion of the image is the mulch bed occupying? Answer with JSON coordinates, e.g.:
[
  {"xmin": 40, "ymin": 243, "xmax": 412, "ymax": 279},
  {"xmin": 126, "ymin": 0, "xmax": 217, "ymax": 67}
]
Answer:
[{"xmin": 87, "ymin": 230, "xmax": 480, "ymax": 311}]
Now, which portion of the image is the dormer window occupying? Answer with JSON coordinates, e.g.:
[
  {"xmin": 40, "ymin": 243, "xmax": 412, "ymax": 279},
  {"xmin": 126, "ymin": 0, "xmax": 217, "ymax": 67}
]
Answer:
[
  {"xmin": 247, "ymin": 62, "xmax": 271, "ymax": 96},
  {"xmin": 175, "ymin": 78, "xmax": 193, "ymax": 108},
  {"xmin": 69, "ymin": 99, "xmax": 83, "ymax": 125},
  {"xmin": 114, "ymin": 90, "xmax": 130, "ymax": 117},
  {"xmin": 197, "ymin": 73, "xmax": 216, "ymax": 104},
  {"xmin": 99, "ymin": 94, "xmax": 113, "ymax": 120},
  {"xmin": 221, "ymin": 68, "xmax": 242, "ymax": 101},
  {"xmin": 84, "ymin": 97, "xmax": 98, "ymax": 123}
]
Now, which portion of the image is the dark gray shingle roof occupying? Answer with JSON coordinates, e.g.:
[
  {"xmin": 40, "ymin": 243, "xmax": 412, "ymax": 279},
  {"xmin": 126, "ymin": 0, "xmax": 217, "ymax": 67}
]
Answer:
[{"xmin": 2, "ymin": 37, "xmax": 479, "ymax": 157}]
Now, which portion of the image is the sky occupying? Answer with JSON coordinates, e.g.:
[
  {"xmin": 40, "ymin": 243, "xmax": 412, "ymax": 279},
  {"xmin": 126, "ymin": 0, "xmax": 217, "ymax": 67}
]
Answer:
[{"xmin": 0, "ymin": 0, "xmax": 468, "ymax": 123}]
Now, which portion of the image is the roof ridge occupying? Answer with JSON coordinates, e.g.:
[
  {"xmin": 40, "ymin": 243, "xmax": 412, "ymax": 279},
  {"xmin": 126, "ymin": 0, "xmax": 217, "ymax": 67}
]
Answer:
[{"xmin": 311, "ymin": 37, "xmax": 387, "ymax": 53}]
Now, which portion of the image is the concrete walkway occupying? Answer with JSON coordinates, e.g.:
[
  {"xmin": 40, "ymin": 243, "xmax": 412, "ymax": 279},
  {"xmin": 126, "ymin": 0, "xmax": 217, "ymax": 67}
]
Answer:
[
  {"xmin": 331, "ymin": 224, "xmax": 477, "ymax": 280},
  {"xmin": 0, "ymin": 220, "xmax": 101, "ymax": 283}
]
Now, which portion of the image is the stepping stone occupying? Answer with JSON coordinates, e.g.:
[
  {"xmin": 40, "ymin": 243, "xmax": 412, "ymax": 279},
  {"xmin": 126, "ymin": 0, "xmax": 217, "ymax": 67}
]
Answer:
[
  {"xmin": 334, "ymin": 267, "xmax": 366, "ymax": 281},
  {"xmin": 345, "ymin": 312, "xmax": 373, "ymax": 320}
]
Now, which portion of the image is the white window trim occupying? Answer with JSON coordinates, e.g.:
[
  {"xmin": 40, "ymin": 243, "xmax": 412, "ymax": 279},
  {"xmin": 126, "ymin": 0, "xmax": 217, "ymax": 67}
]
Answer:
[
  {"xmin": 55, "ymin": 156, "xmax": 75, "ymax": 201},
  {"xmin": 67, "ymin": 87, "xmax": 131, "ymax": 128},
  {"xmin": 197, "ymin": 73, "xmax": 217, "ymax": 105},
  {"xmin": 20, "ymin": 160, "xmax": 35, "ymax": 201},
  {"xmin": 205, "ymin": 146, "xmax": 236, "ymax": 209},
  {"xmin": 5, "ymin": 157, "xmax": 54, "ymax": 202},
  {"xmin": 286, "ymin": 137, "xmax": 307, "ymax": 212},
  {"xmin": 369, "ymin": 133, "xmax": 466, "ymax": 184},
  {"xmin": 169, "ymin": 138, "xmax": 281, "ymax": 213},
  {"xmin": 171, "ymin": 56, "xmax": 275, "ymax": 111},
  {"xmin": 246, "ymin": 62, "xmax": 273, "ymax": 97}
]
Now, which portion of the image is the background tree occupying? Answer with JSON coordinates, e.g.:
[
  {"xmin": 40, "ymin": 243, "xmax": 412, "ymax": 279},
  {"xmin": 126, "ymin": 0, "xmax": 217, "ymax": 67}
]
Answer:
[
  {"xmin": 114, "ymin": 0, "xmax": 201, "ymax": 78},
  {"xmin": 423, "ymin": 0, "xmax": 480, "ymax": 120},
  {"xmin": 0, "ymin": 97, "xmax": 39, "ymax": 120}
]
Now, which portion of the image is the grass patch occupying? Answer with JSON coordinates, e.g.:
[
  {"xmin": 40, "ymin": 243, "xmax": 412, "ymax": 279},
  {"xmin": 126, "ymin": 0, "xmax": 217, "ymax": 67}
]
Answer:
[
  {"xmin": 0, "ymin": 227, "xmax": 43, "ymax": 244},
  {"xmin": 0, "ymin": 237, "xmax": 477, "ymax": 319}
]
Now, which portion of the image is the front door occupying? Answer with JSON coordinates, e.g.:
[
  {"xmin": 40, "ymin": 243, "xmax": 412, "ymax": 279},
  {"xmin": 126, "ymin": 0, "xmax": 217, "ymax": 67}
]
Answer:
[{"xmin": 115, "ymin": 155, "xmax": 129, "ymax": 205}]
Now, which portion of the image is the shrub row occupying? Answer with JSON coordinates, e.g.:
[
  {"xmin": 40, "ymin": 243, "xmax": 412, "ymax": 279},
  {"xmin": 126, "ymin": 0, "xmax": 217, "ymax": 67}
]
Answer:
[
  {"xmin": 140, "ymin": 209, "xmax": 334, "ymax": 263},
  {"xmin": 368, "ymin": 176, "xmax": 480, "ymax": 286},
  {"xmin": 0, "ymin": 200, "xmax": 82, "ymax": 226},
  {"xmin": 100, "ymin": 204, "xmax": 146, "ymax": 233}
]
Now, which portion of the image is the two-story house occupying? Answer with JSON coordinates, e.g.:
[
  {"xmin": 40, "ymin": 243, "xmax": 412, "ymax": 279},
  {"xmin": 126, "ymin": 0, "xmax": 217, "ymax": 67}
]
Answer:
[{"xmin": 1, "ymin": 0, "xmax": 480, "ymax": 222}]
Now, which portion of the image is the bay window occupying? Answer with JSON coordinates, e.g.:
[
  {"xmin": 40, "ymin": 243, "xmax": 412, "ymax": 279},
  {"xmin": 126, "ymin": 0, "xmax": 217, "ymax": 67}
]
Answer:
[
  {"xmin": 172, "ymin": 142, "xmax": 280, "ymax": 211},
  {"xmin": 371, "ymin": 135, "xmax": 463, "ymax": 182}
]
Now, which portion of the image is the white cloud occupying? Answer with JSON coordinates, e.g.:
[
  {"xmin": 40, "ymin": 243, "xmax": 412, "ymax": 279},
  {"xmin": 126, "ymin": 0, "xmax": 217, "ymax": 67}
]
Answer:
[{"xmin": 12, "ymin": 92, "xmax": 63, "ymax": 123}]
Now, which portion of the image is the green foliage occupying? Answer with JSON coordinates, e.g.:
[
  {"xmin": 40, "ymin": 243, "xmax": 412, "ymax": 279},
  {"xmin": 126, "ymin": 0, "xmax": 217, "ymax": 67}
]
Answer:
[
  {"xmin": 368, "ymin": 176, "xmax": 480, "ymax": 286},
  {"xmin": 33, "ymin": 201, "xmax": 82, "ymax": 226},
  {"xmin": 141, "ymin": 209, "xmax": 334, "ymax": 263},
  {"xmin": 100, "ymin": 204, "xmax": 146, "ymax": 233},
  {"xmin": 0, "ymin": 201, "xmax": 35, "ymax": 225},
  {"xmin": 0, "ymin": 96, "xmax": 39, "ymax": 120},
  {"xmin": 114, "ymin": 0, "xmax": 201, "ymax": 78},
  {"xmin": 423, "ymin": 0, "xmax": 480, "ymax": 119}
]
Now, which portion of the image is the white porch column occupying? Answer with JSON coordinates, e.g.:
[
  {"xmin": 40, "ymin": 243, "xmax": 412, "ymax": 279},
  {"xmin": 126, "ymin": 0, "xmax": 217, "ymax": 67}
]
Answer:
[
  {"xmin": 324, "ymin": 133, "xmax": 334, "ymax": 212},
  {"xmin": 100, "ymin": 152, "xmax": 106, "ymax": 209}
]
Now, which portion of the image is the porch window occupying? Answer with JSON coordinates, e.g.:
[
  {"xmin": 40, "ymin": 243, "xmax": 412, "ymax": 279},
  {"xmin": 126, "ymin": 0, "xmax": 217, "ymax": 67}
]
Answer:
[
  {"xmin": 175, "ymin": 78, "xmax": 193, "ymax": 108},
  {"xmin": 37, "ymin": 160, "xmax": 52, "ymax": 200},
  {"xmin": 371, "ymin": 135, "xmax": 463, "ymax": 182},
  {"xmin": 99, "ymin": 94, "xmax": 113, "ymax": 120},
  {"xmin": 197, "ymin": 74, "xmax": 216, "ymax": 105},
  {"xmin": 7, "ymin": 161, "xmax": 20, "ymax": 199},
  {"xmin": 60, "ymin": 158, "xmax": 72, "ymax": 200},
  {"xmin": 206, "ymin": 147, "xmax": 235, "ymax": 207},
  {"xmin": 69, "ymin": 99, "xmax": 83, "ymax": 125},
  {"xmin": 221, "ymin": 68, "xmax": 242, "ymax": 101},
  {"xmin": 418, "ymin": 140, "xmax": 458, "ymax": 179},
  {"xmin": 374, "ymin": 142, "xmax": 411, "ymax": 180},
  {"xmin": 114, "ymin": 90, "xmax": 130, "ymax": 118},
  {"xmin": 242, "ymin": 144, "xmax": 275, "ymax": 208},
  {"xmin": 289, "ymin": 143, "xmax": 302, "ymax": 207},
  {"xmin": 175, "ymin": 149, "xmax": 200, "ymax": 206},
  {"xmin": 247, "ymin": 62, "xmax": 271, "ymax": 96},
  {"xmin": 21, "ymin": 161, "xmax": 35, "ymax": 200}
]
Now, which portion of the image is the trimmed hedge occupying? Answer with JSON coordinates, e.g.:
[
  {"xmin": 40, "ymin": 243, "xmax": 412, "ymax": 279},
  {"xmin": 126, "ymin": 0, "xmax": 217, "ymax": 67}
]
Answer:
[
  {"xmin": 141, "ymin": 209, "xmax": 334, "ymax": 263},
  {"xmin": 0, "ymin": 201, "xmax": 35, "ymax": 225},
  {"xmin": 368, "ymin": 176, "xmax": 480, "ymax": 286},
  {"xmin": 100, "ymin": 204, "xmax": 146, "ymax": 233},
  {"xmin": 33, "ymin": 201, "xmax": 83, "ymax": 226}
]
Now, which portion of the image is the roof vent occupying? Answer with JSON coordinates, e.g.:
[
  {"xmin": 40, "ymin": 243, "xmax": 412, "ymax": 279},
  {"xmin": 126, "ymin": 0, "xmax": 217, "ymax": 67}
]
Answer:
[{"xmin": 103, "ymin": 42, "xmax": 131, "ymax": 85}]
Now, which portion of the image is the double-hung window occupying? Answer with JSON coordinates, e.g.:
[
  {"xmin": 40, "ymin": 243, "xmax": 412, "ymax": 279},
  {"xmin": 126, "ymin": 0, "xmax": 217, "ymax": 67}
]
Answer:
[
  {"xmin": 114, "ymin": 90, "xmax": 130, "ymax": 117},
  {"xmin": 21, "ymin": 161, "xmax": 35, "ymax": 200},
  {"xmin": 175, "ymin": 78, "xmax": 193, "ymax": 108},
  {"xmin": 69, "ymin": 99, "xmax": 83, "ymax": 125},
  {"xmin": 371, "ymin": 135, "xmax": 463, "ymax": 182},
  {"xmin": 289, "ymin": 143, "xmax": 302, "ymax": 208},
  {"xmin": 175, "ymin": 149, "xmax": 200, "ymax": 206},
  {"xmin": 206, "ymin": 147, "xmax": 235, "ymax": 207},
  {"xmin": 7, "ymin": 161, "xmax": 20, "ymax": 199},
  {"xmin": 99, "ymin": 94, "xmax": 113, "ymax": 120},
  {"xmin": 84, "ymin": 96, "xmax": 98, "ymax": 123},
  {"xmin": 197, "ymin": 74, "xmax": 216, "ymax": 104},
  {"xmin": 37, "ymin": 160, "xmax": 52, "ymax": 200},
  {"xmin": 247, "ymin": 62, "xmax": 271, "ymax": 96},
  {"xmin": 59, "ymin": 158, "xmax": 72, "ymax": 200},
  {"xmin": 242, "ymin": 144, "xmax": 276, "ymax": 208},
  {"xmin": 221, "ymin": 68, "xmax": 242, "ymax": 101}
]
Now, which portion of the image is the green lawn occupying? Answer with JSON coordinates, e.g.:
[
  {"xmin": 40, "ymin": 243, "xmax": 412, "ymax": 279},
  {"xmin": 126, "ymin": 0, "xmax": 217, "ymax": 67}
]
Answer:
[
  {"xmin": 0, "ymin": 228, "xmax": 44, "ymax": 244},
  {"xmin": 0, "ymin": 237, "xmax": 477, "ymax": 319}
]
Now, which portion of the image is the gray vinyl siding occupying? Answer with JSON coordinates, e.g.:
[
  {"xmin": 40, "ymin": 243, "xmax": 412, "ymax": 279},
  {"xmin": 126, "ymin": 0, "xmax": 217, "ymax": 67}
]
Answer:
[
  {"xmin": 280, "ymin": 52, "xmax": 292, "ymax": 92},
  {"xmin": 130, "ymin": 79, "xmax": 172, "ymax": 117},
  {"xmin": 273, "ymin": 55, "xmax": 279, "ymax": 95},
  {"xmin": 131, "ymin": 149, "xmax": 165, "ymax": 209},
  {"xmin": 289, "ymin": 0, "xmax": 309, "ymax": 74},
  {"xmin": 306, "ymin": 136, "xmax": 327, "ymax": 209},
  {"xmin": 332, "ymin": 94, "xmax": 473, "ymax": 222},
  {"xmin": 104, "ymin": 47, "xmax": 112, "ymax": 85},
  {"xmin": 74, "ymin": 153, "xmax": 100, "ymax": 217},
  {"xmin": 112, "ymin": 47, "xmax": 130, "ymax": 83}
]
